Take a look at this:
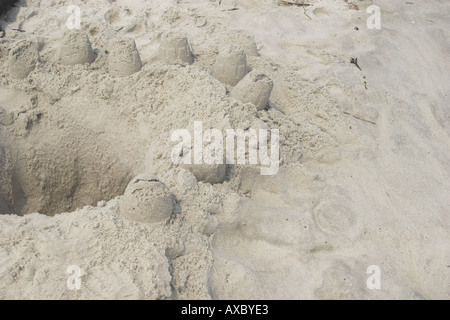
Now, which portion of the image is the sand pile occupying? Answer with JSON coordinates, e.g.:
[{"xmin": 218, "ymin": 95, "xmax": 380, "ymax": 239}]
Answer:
[
  {"xmin": 119, "ymin": 174, "xmax": 174, "ymax": 224},
  {"xmin": 108, "ymin": 37, "xmax": 142, "ymax": 77},
  {"xmin": 58, "ymin": 30, "xmax": 95, "ymax": 66},
  {"xmin": 230, "ymin": 70, "xmax": 274, "ymax": 111},
  {"xmin": 159, "ymin": 31, "xmax": 193, "ymax": 65},
  {"xmin": 8, "ymin": 39, "xmax": 39, "ymax": 79},
  {"xmin": 0, "ymin": 0, "xmax": 449, "ymax": 299},
  {"xmin": 212, "ymin": 44, "xmax": 248, "ymax": 86}
]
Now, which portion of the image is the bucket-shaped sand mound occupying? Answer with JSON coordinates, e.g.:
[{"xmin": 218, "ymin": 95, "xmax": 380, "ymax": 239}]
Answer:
[
  {"xmin": 108, "ymin": 37, "xmax": 142, "ymax": 77},
  {"xmin": 212, "ymin": 44, "xmax": 248, "ymax": 86},
  {"xmin": 230, "ymin": 71, "xmax": 274, "ymax": 110},
  {"xmin": 228, "ymin": 32, "xmax": 259, "ymax": 57},
  {"xmin": 159, "ymin": 31, "xmax": 193, "ymax": 65},
  {"xmin": 58, "ymin": 29, "xmax": 95, "ymax": 66},
  {"xmin": 8, "ymin": 40, "xmax": 39, "ymax": 79}
]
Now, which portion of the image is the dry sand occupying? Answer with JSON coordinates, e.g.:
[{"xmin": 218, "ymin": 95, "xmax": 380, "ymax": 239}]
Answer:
[{"xmin": 0, "ymin": 0, "xmax": 449, "ymax": 299}]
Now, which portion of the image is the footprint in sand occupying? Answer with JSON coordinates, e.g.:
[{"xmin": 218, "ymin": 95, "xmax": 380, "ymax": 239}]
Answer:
[{"xmin": 313, "ymin": 200, "xmax": 355, "ymax": 235}]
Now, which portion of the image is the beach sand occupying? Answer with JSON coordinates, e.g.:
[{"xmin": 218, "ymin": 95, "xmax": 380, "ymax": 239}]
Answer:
[{"xmin": 0, "ymin": 0, "xmax": 449, "ymax": 299}]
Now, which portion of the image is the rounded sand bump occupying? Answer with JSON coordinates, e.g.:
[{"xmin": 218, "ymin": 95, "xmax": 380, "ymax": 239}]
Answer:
[
  {"xmin": 119, "ymin": 174, "xmax": 174, "ymax": 224},
  {"xmin": 59, "ymin": 30, "xmax": 95, "ymax": 66},
  {"xmin": 229, "ymin": 33, "xmax": 259, "ymax": 57},
  {"xmin": 108, "ymin": 37, "xmax": 142, "ymax": 77},
  {"xmin": 8, "ymin": 40, "xmax": 39, "ymax": 80},
  {"xmin": 181, "ymin": 163, "xmax": 226, "ymax": 185},
  {"xmin": 159, "ymin": 31, "xmax": 193, "ymax": 65},
  {"xmin": 212, "ymin": 44, "xmax": 248, "ymax": 86},
  {"xmin": 230, "ymin": 71, "xmax": 274, "ymax": 110}
]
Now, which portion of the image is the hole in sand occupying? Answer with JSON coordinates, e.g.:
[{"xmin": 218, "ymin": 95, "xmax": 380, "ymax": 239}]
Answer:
[{"xmin": 0, "ymin": 87, "xmax": 134, "ymax": 216}]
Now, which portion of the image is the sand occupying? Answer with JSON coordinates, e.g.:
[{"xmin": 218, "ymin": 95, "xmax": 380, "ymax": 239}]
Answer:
[{"xmin": 0, "ymin": 0, "xmax": 449, "ymax": 299}]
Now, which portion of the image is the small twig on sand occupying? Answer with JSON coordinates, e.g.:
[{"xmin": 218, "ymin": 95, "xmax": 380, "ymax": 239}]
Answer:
[
  {"xmin": 350, "ymin": 57, "xmax": 362, "ymax": 71},
  {"xmin": 343, "ymin": 111, "xmax": 376, "ymax": 125},
  {"xmin": 303, "ymin": 7, "xmax": 312, "ymax": 20},
  {"xmin": 281, "ymin": 1, "xmax": 311, "ymax": 7}
]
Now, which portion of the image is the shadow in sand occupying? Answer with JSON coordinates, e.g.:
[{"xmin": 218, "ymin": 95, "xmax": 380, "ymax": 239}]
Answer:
[{"xmin": 0, "ymin": 0, "xmax": 21, "ymax": 38}]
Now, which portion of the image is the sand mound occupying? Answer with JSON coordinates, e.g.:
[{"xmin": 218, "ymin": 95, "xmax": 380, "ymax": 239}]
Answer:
[
  {"xmin": 212, "ymin": 44, "xmax": 248, "ymax": 86},
  {"xmin": 58, "ymin": 30, "xmax": 95, "ymax": 66},
  {"xmin": 230, "ymin": 71, "xmax": 274, "ymax": 110},
  {"xmin": 108, "ymin": 37, "xmax": 142, "ymax": 77},
  {"xmin": 8, "ymin": 40, "xmax": 39, "ymax": 79},
  {"xmin": 159, "ymin": 31, "xmax": 193, "ymax": 65},
  {"xmin": 119, "ymin": 174, "xmax": 174, "ymax": 224}
]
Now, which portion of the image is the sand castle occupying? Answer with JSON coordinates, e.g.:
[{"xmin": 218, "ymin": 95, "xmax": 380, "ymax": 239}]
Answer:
[
  {"xmin": 119, "ymin": 174, "xmax": 174, "ymax": 224},
  {"xmin": 58, "ymin": 29, "xmax": 95, "ymax": 66},
  {"xmin": 0, "ymin": 22, "xmax": 275, "ymax": 219},
  {"xmin": 159, "ymin": 31, "xmax": 193, "ymax": 65},
  {"xmin": 8, "ymin": 40, "xmax": 39, "ymax": 79},
  {"xmin": 229, "ymin": 33, "xmax": 259, "ymax": 57},
  {"xmin": 212, "ymin": 44, "xmax": 248, "ymax": 86},
  {"xmin": 0, "ymin": 28, "xmax": 270, "ymax": 217},
  {"xmin": 108, "ymin": 37, "xmax": 142, "ymax": 77},
  {"xmin": 230, "ymin": 71, "xmax": 274, "ymax": 110}
]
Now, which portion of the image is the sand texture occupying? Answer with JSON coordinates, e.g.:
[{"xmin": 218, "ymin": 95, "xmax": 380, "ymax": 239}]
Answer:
[{"xmin": 0, "ymin": 0, "xmax": 449, "ymax": 300}]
